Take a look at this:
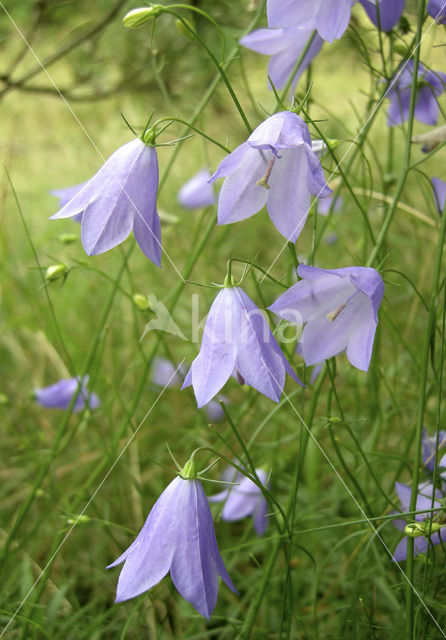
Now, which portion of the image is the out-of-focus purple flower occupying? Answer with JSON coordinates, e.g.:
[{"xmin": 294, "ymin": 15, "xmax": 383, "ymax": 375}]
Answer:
[
  {"xmin": 178, "ymin": 169, "xmax": 215, "ymax": 209},
  {"xmin": 386, "ymin": 61, "xmax": 446, "ymax": 127},
  {"xmin": 317, "ymin": 193, "xmax": 342, "ymax": 216},
  {"xmin": 107, "ymin": 460, "xmax": 237, "ymax": 618},
  {"xmin": 209, "ymin": 468, "xmax": 270, "ymax": 536},
  {"xmin": 204, "ymin": 397, "xmax": 228, "ymax": 423},
  {"xmin": 267, "ymin": 0, "xmax": 355, "ymax": 43},
  {"xmin": 240, "ymin": 24, "xmax": 323, "ymax": 95},
  {"xmin": 427, "ymin": 0, "xmax": 446, "ymax": 24},
  {"xmin": 182, "ymin": 285, "xmax": 302, "ymax": 408},
  {"xmin": 210, "ymin": 112, "xmax": 331, "ymax": 242},
  {"xmin": 392, "ymin": 481, "xmax": 446, "ymax": 561},
  {"xmin": 269, "ymin": 264, "xmax": 384, "ymax": 372},
  {"xmin": 50, "ymin": 139, "xmax": 162, "ymax": 266},
  {"xmin": 431, "ymin": 177, "xmax": 446, "ymax": 215},
  {"xmin": 359, "ymin": 0, "xmax": 405, "ymax": 31},
  {"xmin": 422, "ymin": 428, "xmax": 446, "ymax": 473},
  {"xmin": 50, "ymin": 182, "xmax": 87, "ymax": 223},
  {"xmin": 34, "ymin": 376, "xmax": 100, "ymax": 412},
  {"xmin": 150, "ymin": 357, "xmax": 187, "ymax": 388}
]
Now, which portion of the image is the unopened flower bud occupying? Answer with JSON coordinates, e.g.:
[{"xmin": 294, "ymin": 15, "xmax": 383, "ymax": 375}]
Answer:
[
  {"xmin": 122, "ymin": 7, "xmax": 160, "ymax": 29},
  {"xmin": 45, "ymin": 263, "xmax": 67, "ymax": 282},
  {"xmin": 133, "ymin": 293, "xmax": 150, "ymax": 311},
  {"xmin": 0, "ymin": 392, "xmax": 10, "ymax": 406},
  {"xmin": 58, "ymin": 233, "xmax": 78, "ymax": 245},
  {"xmin": 142, "ymin": 128, "xmax": 156, "ymax": 146},
  {"xmin": 67, "ymin": 514, "xmax": 90, "ymax": 526},
  {"xmin": 175, "ymin": 18, "xmax": 196, "ymax": 40},
  {"xmin": 404, "ymin": 521, "xmax": 442, "ymax": 537}
]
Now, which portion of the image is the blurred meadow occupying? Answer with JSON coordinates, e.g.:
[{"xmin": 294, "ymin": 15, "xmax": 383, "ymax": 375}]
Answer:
[{"xmin": 1, "ymin": 0, "xmax": 446, "ymax": 638}]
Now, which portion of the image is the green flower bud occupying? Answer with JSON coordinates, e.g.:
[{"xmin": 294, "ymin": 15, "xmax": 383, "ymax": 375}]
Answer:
[
  {"xmin": 122, "ymin": 7, "xmax": 160, "ymax": 29},
  {"xmin": 404, "ymin": 521, "xmax": 442, "ymax": 538},
  {"xmin": 180, "ymin": 457, "xmax": 197, "ymax": 479},
  {"xmin": 0, "ymin": 392, "xmax": 10, "ymax": 406},
  {"xmin": 133, "ymin": 293, "xmax": 150, "ymax": 311},
  {"xmin": 45, "ymin": 263, "xmax": 68, "ymax": 282},
  {"xmin": 175, "ymin": 18, "xmax": 196, "ymax": 40},
  {"xmin": 383, "ymin": 173, "xmax": 397, "ymax": 188},
  {"xmin": 58, "ymin": 233, "xmax": 78, "ymax": 245},
  {"xmin": 67, "ymin": 514, "xmax": 90, "ymax": 526}
]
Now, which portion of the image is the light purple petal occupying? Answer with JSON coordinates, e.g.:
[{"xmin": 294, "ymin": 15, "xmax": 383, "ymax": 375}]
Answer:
[
  {"xmin": 428, "ymin": 0, "xmax": 446, "ymax": 23},
  {"xmin": 248, "ymin": 111, "xmax": 311, "ymax": 150},
  {"xmin": 50, "ymin": 181, "xmax": 88, "ymax": 216},
  {"xmin": 431, "ymin": 177, "xmax": 446, "ymax": 215},
  {"xmin": 266, "ymin": 30, "xmax": 324, "ymax": 94},
  {"xmin": 316, "ymin": 0, "xmax": 354, "ymax": 43},
  {"xmin": 317, "ymin": 194, "xmax": 343, "ymax": 216},
  {"xmin": 267, "ymin": 147, "xmax": 312, "ymax": 242},
  {"xmin": 267, "ymin": 0, "xmax": 317, "ymax": 28},
  {"xmin": 253, "ymin": 496, "xmax": 269, "ymax": 536},
  {"xmin": 182, "ymin": 289, "xmax": 237, "ymax": 408},
  {"xmin": 109, "ymin": 477, "xmax": 181, "ymax": 601},
  {"xmin": 34, "ymin": 376, "xmax": 99, "ymax": 412},
  {"xmin": 209, "ymin": 142, "xmax": 250, "ymax": 182},
  {"xmin": 303, "ymin": 145, "xmax": 332, "ymax": 198},
  {"xmin": 178, "ymin": 169, "xmax": 215, "ymax": 209},
  {"xmin": 414, "ymin": 86, "xmax": 440, "ymax": 125},
  {"xmin": 422, "ymin": 427, "xmax": 446, "ymax": 470},
  {"xmin": 170, "ymin": 480, "xmax": 236, "ymax": 618},
  {"xmin": 240, "ymin": 27, "xmax": 292, "ymax": 56},
  {"xmin": 360, "ymin": 0, "xmax": 405, "ymax": 31},
  {"xmin": 217, "ymin": 147, "xmax": 268, "ymax": 225}
]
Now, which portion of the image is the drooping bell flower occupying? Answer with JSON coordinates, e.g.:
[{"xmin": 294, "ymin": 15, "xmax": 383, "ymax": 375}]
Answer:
[
  {"xmin": 181, "ymin": 283, "xmax": 303, "ymax": 408},
  {"xmin": 209, "ymin": 467, "xmax": 270, "ymax": 536},
  {"xmin": 107, "ymin": 456, "xmax": 237, "ymax": 619},
  {"xmin": 267, "ymin": 0, "xmax": 356, "ymax": 43},
  {"xmin": 359, "ymin": 0, "xmax": 405, "ymax": 31},
  {"xmin": 269, "ymin": 264, "xmax": 384, "ymax": 372},
  {"xmin": 386, "ymin": 61, "xmax": 446, "ymax": 127},
  {"xmin": 392, "ymin": 481, "xmax": 446, "ymax": 561},
  {"xmin": 178, "ymin": 169, "xmax": 215, "ymax": 209},
  {"xmin": 431, "ymin": 177, "xmax": 446, "ymax": 215},
  {"xmin": 240, "ymin": 24, "xmax": 323, "ymax": 95},
  {"xmin": 34, "ymin": 376, "xmax": 100, "ymax": 412},
  {"xmin": 50, "ymin": 182, "xmax": 87, "ymax": 222},
  {"xmin": 427, "ymin": 0, "xmax": 446, "ymax": 24},
  {"xmin": 209, "ymin": 112, "xmax": 331, "ymax": 243},
  {"xmin": 50, "ymin": 138, "xmax": 162, "ymax": 266}
]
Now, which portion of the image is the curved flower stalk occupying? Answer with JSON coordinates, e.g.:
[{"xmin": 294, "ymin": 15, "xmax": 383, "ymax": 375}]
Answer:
[
  {"xmin": 267, "ymin": 0, "xmax": 355, "ymax": 43},
  {"xmin": 178, "ymin": 169, "xmax": 215, "ymax": 209},
  {"xmin": 209, "ymin": 468, "xmax": 270, "ymax": 536},
  {"xmin": 359, "ymin": 0, "xmax": 405, "ymax": 31},
  {"xmin": 431, "ymin": 177, "xmax": 446, "ymax": 215},
  {"xmin": 386, "ymin": 61, "xmax": 446, "ymax": 127},
  {"xmin": 210, "ymin": 111, "xmax": 331, "ymax": 242},
  {"xmin": 50, "ymin": 139, "xmax": 162, "ymax": 266},
  {"xmin": 269, "ymin": 264, "xmax": 384, "ymax": 371},
  {"xmin": 108, "ymin": 460, "xmax": 237, "ymax": 619},
  {"xmin": 182, "ymin": 285, "xmax": 302, "ymax": 408},
  {"xmin": 427, "ymin": 0, "xmax": 446, "ymax": 24},
  {"xmin": 240, "ymin": 24, "xmax": 323, "ymax": 95},
  {"xmin": 392, "ymin": 481, "xmax": 446, "ymax": 561},
  {"xmin": 34, "ymin": 376, "xmax": 100, "ymax": 412}
]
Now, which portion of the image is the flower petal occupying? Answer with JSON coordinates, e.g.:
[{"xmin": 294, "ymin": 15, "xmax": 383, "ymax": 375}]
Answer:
[
  {"xmin": 267, "ymin": 147, "xmax": 312, "ymax": 242},
  {"xmin": 316, "ymin": 0, "xmax": 354, "ymax": 43},
  {"xmin": 267, "ymin": 0, "xmax": 317, "ymax": 28},
  {"xmin": 360, "ymin": 0, "xmax": 405, "ymax": 31},
  {"xmin": 110, "ymin": 477, "xmax": 181, "ymax": 601},
  {"xmin": 431, "ymin": 177, "xmax": 446, "ymax": 215},
  {"xmin": 182, "ymin": 289, "xmax": 237, "ymax": 408},
  {"xmin": 216, "ymin": 147, "xmax": 268, "ymax": 225}
]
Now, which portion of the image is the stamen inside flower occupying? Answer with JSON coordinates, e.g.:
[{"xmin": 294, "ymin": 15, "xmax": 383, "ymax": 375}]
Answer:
[
  {"xmin": 326, "ymin": 302, "xmax": 347, "ymax": 322},
  {"xmin": 256, "ymin": 156, "xmax": 276, "ymax": 190}
]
